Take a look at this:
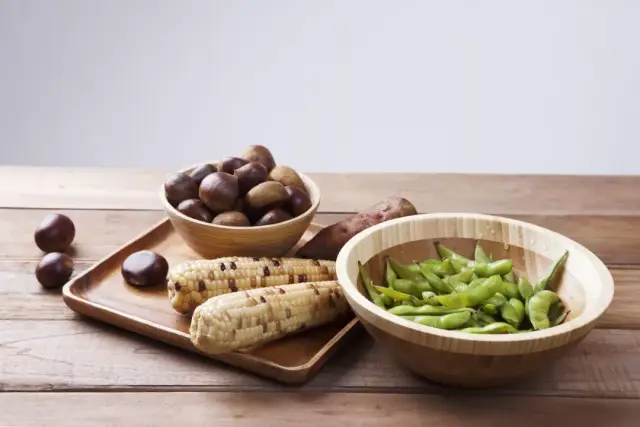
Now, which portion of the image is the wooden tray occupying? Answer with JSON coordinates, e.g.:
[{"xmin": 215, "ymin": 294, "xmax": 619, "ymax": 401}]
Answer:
[{"xmin": 62, "ymin": 219, "xmax": 359, "ymax": 385}]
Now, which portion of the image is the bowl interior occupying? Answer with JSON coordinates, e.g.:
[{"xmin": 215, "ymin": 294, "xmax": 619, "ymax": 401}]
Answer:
[
  {"xmin": 362, "ymin": 237, "xmax": 586, "ymax": 321},
  {"xmin": 336, "ymin": 213, "xmax": 615, "ymax": 353}
]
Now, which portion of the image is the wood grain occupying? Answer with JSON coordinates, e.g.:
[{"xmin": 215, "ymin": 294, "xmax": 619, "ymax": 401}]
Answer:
[
  {"xmin": 2, "ymin": 319, "xmax": 640, "ymax": 398},
  {"xmin": 4, "ymin": 209, "xmax": 640, "ymax": 266},
  {"xmin": 3, "ymin": 167, "xmax": 640, "ymax": 215},
  {"xmin": 2, "ymin": 392, "xmax": 639, "ymax": 427}
]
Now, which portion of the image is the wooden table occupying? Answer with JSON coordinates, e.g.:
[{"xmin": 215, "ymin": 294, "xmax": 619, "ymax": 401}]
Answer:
[{"xmin": 2, "ymin": 167, "xmax": 640, "ymax": 426}]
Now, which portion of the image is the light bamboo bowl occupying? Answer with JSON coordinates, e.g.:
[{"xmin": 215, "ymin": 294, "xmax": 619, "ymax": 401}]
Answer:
[
  {"xmin": 335, "ymin": 213, "xmax": 614, "ymax": 387},
  {"xmin": 161, "ymin": 162, "xmax": 321, "ymax": 259}
]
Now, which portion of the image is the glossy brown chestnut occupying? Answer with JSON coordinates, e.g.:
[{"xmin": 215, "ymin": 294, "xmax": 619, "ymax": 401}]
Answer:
[
  {"xmin": 164, "ymin": 172, "xmax": 198, "ymax": 206},
  {"xmin": 34, "ymin": 213, "xmax": 76, "ymax": 253},
  {"xmin": 121, "ymin": 250, "xmax": 169, "ymax": 287},
  {"xmin": 35, "ymin": 252, "xmax": 74, "ymax": 289},
  {"xmin": 177, "ymin": 199, "xmax": 214, "ymax": 223},
  {"xmin": 189, "ymin": 163, "xmax": 217, "ymax": 186}
]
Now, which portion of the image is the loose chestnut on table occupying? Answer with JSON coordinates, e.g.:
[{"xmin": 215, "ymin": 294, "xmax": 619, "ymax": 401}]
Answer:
[
  {"xmin": 34, "ymin": 213, "xmax": 76, "ymax": 253},
  {"xmin": 36, "ymin": 252, "xmax": 74, "ymax": 289}
]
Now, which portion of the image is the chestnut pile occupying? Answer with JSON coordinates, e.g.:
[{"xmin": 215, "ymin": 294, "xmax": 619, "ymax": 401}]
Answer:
[
  {"xmin": 164, "ymin": 145, "xmax": 313, "ymax": 227},
  {"xmin": 33, "ymin": 213, "xmax": 76, "ymax": 289}
]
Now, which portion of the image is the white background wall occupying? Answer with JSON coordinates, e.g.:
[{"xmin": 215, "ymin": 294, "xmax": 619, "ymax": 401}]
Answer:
[{"xmin": 1, "ymin": 0, "xmax": 639, "ymax": 174}]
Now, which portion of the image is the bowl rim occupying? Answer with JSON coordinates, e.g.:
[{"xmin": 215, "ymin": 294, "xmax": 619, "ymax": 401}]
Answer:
[
  {"xmin": 159, "ymin": 161, "xmax": 321, "ymax": 230},
  {"xmin": 335, "ymin": 212, "xmax": 615, "ymax": 344}
]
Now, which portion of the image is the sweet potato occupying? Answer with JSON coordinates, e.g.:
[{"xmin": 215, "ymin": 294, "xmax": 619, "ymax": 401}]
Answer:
[{"xmin": 296, "ymin": 197, "xmax": 418, "ymax": 261}]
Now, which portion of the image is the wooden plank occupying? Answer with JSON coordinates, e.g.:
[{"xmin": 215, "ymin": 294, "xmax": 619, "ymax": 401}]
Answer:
[
  {"xmin": 1, "ymin": 319, "xmax": 640, "ymax": 398},
  {"xmin": 2, "ymin": 166, "xmax": 640, "ymax": 215},
  {"xmin": 1, "ymin": 392, "xmax": 639, "ymax": 427},
  {"xmin": 4, "ymin": 209, "xmax": 640, "ymax": 265}
]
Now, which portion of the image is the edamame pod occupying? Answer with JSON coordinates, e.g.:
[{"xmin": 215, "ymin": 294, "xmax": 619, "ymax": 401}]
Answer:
[
  {"xmin": 406, "ymin": 311, "xmax": 472, "ymax": 330},
  {"xmin": 553, "ymin": 310, "xmax": 570, "ymax": 326},
  {"xmin": 446, "ymin": 276, "xmax": 469, "ymax": 293},
  {"xmin": 436, "ymin": 275, "xmax": 503, "ymax": 308},
  {"xmin": 358, "ymin": 261, "xmax": 386, "ymax": 309},
  {"xmin": 500, "ymin": 298, "xmax": 525, "ymax": 328},
  {"xmin": 503, "ymin": 271, "xmax": 515, "ymax": 283},
  {"xmin": 436, "ymin": 243, "xmax": 471, "ymax": 265},
  {"xmin": 527, "ymin": 290, "xmax": 560, "ymax": 330},
  {"xmin": 388, "ymin": 305, "xmax": 473, "ymax": 316},
  {"xmin": 388, "ymin": 257, "xmax": 422, "ymax": 281},
  {"xmin": 392, "ymin": 278, "xmax": 433, "ymax": 298},
  {"xmin": 482, "ymin": 304, "xmax": 497, "ymax": 315},
  {"xmin": 474, "ymin": 310, "xmax": 498, "ymax": 326},
  {"xmin": 417, "ymin": 264, "xmax": 455, "ymax": 294},
  {"xmin": 421, "ymin": 291, "xmax": 439, "ymax": 305},
  {"xmin": 474, "ymin": 243, "xmax": 492, "ymax": 264},
  {"xmin": 485, "ymin": 292, "xmax": 507, "ymax": 307},
  {"xmin": 380, "ymin": 294, "xmax": 394, "ymax": 307},
  {"xmin": 471, "ymin": 259, "xmax": 513, "ymax": 278},
  {"xmin": 431, "ymin": 259, "xmax": 455, "ymax": 277},
  {"xmin": 375, "ymin": 285, "xmax": 425, "ymax": 306},
  {"xmin": 459, "ymin": 322, "xmax": 519, "ymax": 334},
  {"xmin": 385, "ymin": 258, "xmax": 397, "ymax": 290},
  {"xmin": 501, "ymin": 281, "xmax": 520, "ymax": 299},
  {"xmin": 534, "ymin": 250, "xmax": 569, "ymax": 294}
]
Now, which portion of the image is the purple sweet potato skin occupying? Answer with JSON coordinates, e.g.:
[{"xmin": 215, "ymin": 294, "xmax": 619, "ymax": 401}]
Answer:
[{"xmin": 296, "ymin": 197, "xmax": 418, "ymax": 261}]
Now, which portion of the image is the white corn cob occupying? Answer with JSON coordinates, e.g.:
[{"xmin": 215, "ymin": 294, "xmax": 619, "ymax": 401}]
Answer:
[
  {"xmin": 189, "ymin": 280, "xmax": 350, "ymax": 354},
  {"xmin": 167, "ymin": 256, "xmax": 336, "ymax": 314}
]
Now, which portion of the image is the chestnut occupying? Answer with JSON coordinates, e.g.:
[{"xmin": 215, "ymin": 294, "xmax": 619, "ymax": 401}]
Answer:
[
  {"xmin": 254, "ymin": 208, "xmax": 292, "ymax": 226},
  {"xmin": 199, "ymin": 172, "xmax": 239, "ymax": 213},
  {"xmin": 218, "ymin": 157, "xmax": 248, "ymax": 174},
  {"xmin": 121, "ymin": 250, "xmax": 169, "ymax": 287},
  {"xmin": 212, "ymin": 211, "xmax": 251, "ymax": 227},
  {"xmin": 35, "ymin": 252, "xmax": 74, "ymax": 289},
  {"xmin": 234, "ymin": 161, "xmax": 268, "ymax": 195},
  {"xmin": 164, "ymin": 172, "xmax": 198, "ymax": 206},
  {"xmin": 189, "ymin": 163, "xmax": 217, "ymax": 186},
  {"xmin": 34, "ymin": 213, "xmax": 76, "ymax": 253},
  {"xmin": 284, "ymin": 186, "xmax": 312, "ymax": 217},
  {"xmin": 177, "ymin": 199, "xmax": 214, "ymax": 223}
]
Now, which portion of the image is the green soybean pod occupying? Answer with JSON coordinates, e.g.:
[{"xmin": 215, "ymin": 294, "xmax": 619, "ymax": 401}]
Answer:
[
  {"xmin": 358, "ymin": 261, "xmax": 386, "ymax": 309},
  {"xmin": 436, "ymin": 243, "xmax": 471, "ymax": 265},
  {"xmin": 474, "ymin": 243, "xmax": 492, "ymax": 264},
  {"xmin": 432, "ymin": 259, "xmax": 455, "ymax": 277},
  {"xmin": 409, "ymin": 311, "xmax": 472, "ymax": 330},
  {"xmin": 500, "ymin": 298, "xmax": 525, "ymax": 328},
  {"xmin": 472, "ymin": 259, "xmax": 513, "ymax": 278},
  {"xmin": 534, "ymin": 250, "xmax": 569, "ymax": 294},
  {"xmin": 387, "ymin": 305, "xmax": 473, "ymax": 316},
  {"xmin": 459, "ymin": 322, "xmax": 519, "ymax": 334},
  {"xmin": 475, "ymin": 310, "xmax": 498, "ymax": 326},
  {"xmin": 501, "ymin": 281, "xmax": 519, "ymax": 299},
  {"xmin": 436, "ymin": 275, "xmax": 503, "ymax": 308},
  {"xmin": 380, "ymin": 294, "xmax": 394, "ymax": 307},
  {"xmin": 392, "ymin": 279, "xmax": 433, "ymax": 298},
  {"xmin": 375, "ymin": 285, "xmax": 425, "ymax": 306},
  {"xmin": 385, "ymin": 258, "xmax": 397, "ymax": 290},
  {"xmin": 482, "ymin": 304, "xmax": 497, "ymax": 316},
  {"xmin": 527, "ymin": 290, "xmax": 560, "ymax": 330},
  {"xmin": 421, "ymin": 291, "xmax": 440, "ymax": 306},
  {"xmin": 388, "ymin": 257, "xmax": 422, "ymax": 281},
  {"xmin": 485, "ymin": 292, "xmax": 507, "ymax": 307}
]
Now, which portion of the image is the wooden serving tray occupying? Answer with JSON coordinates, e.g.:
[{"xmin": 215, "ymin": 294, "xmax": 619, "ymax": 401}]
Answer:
[{"xmin": 62, "ymin": 219, "xmax": 359, "ymax": 384}]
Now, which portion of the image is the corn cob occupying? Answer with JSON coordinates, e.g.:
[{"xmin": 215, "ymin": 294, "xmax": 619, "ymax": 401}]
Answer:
[
  {"xmin": 189, "ymin": 280, "xmax": 350, "ymax": 354},
  {"xmin": 167, "ymin": 256, "xmax": 336, "ymax": 314}
]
